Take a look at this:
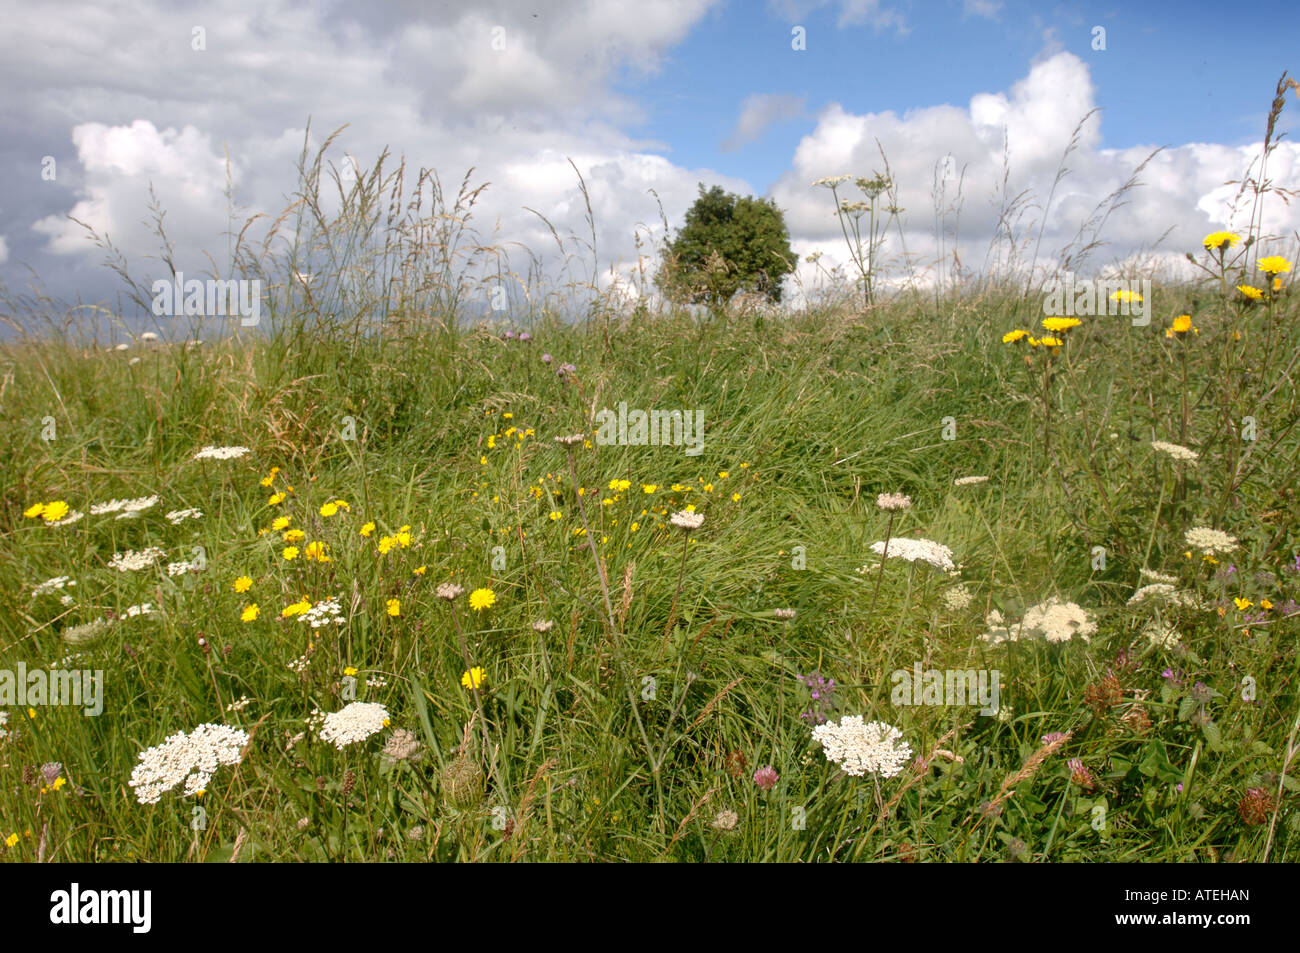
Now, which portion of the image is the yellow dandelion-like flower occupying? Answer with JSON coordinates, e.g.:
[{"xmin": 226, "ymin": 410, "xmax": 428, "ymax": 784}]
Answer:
[
  {"xmin": 1234, "ymin": 597, "xmax": 1254, "ymax": 611},
  {"xmin": 549, "ymin": 510, "xmax": 562, "ymax": 521},
  {"xmin": 304, "ymin": 541, "xmax": 330, "ymax": 562},
  {"xmin": 413, "ymin": 565, "xmax": 427, "ymax": 575},
  {"xmin": 271, "ymin": 516, "xmax": 290, "ymax": 531},
  {"xmin": 282, "ymin": 529, "xmax": 305, "ymax": 542},
  {"xmin": 1165, "ymin": 314, "xmax": 1197, "ymax": 338},
  {"xmin": 268, "ymin": 492, "xmax": 286, "ymax": 506},
  {"xmin": 461, "ymin": 667, "xmax": 487, "ymax": 690},
  {"xmin": 343, "ymin": 666, "xmax": 358, "ymax": 677},
  {"xmin": 282, "ymin": 546, "xmax": 300, "ymax": 561},
  {"xmin": 41, "ymin": 501, "xmax": 70, "ymax": 523},
  {"xmin": 1002, "ymin": 329, "xmax": 1030, "ymax": 344},
  {"xmin": 23, "ymin": 503, "xmax": 46, "ymax": 518},
  {"xmin": 360, "ymin": 521, "xmax": 376, "ymax": 537},
  {"xmin": 1110, "ymin": 289, "xmax": 1142, "ymax": 304},
  {"xmin": 642, "ymin": 484, "xmax": 658, "ymax": 494},
  {"xmin": 732, "ymin": 492, "xmax": 741, "ymax": 502},
  {"xmin": 1238, "ymin": 284, "xmax": 1264, "ymax": 300},
  {"xmin": 469, "ymin": 588, "xmax": 496, "ymax": 611},
  {"xmin": 1261, "ymin": 599, "xmax": 1274, "ymax": 611},
  {"xmin": 1202, "ymin": 231, "xmax": 1241, "ymax": 252},
  {"xmin": 1258, "ymin": 256, "xmax": 1292, "ymax": 276},
  {"xmin": 4, "ymin": 834, "xmax": 17, "ymax": 848},
  {"xmin": 240, "ymin": 604, "xmax": 259, "ymax": 622},
  {"xmin": 1041, "ymin": 317, "xmax": 1081, "ymax": 333},
  {"xmin": 282, "ymin": 598, "xmax": 311, "ymax": 618},
  {"xmin": 319, "ymin": 502, "xmax": 339, "ymax": 517},
  {"xmin": 386, "ymin": 598, "xmax": 401, "ymax": 617},
  {"xmin": 233, "ymin": 576, "xmax": 253, "ymax": 593}
]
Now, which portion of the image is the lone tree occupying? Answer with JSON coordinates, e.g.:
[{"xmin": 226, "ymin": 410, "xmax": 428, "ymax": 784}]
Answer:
[{"xmin": 657, "ymin": 184, "xmax": 795, "ymax": 307}]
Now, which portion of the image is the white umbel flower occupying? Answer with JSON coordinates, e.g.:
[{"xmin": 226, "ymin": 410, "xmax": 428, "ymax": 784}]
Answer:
[
  {"xmin": 954, "ymin": 475, "xmax": 990, "ymax": 486},
  {"xmin": 318, "ymin": 702, "xmax": 391, "ymax": 749},
  {"xmin": 811, "ymin": 716, "xmax": 912, "ymax": 778},
  {"xmin": 128, "ymin": 723, "xmax": 250, "ymax": 804},
  {"xmin": 1151, "ymin": 441, "xmax": 1199, "ymax": 464},
  {"xmin": 1128, "ymin": 583, "xmax": 1198, "ymax": 608},
  {"xmin": 876, "ymin": 492, "xmax": 912, "ymax": 511},
  {"xmin": 32, "ymin": 576, "xmax": 76, "ymax": 597},
  {"xmin": 193, "ymin": 445, "xmax": 250, "ymax": 461},
  {"xmin": 166, "ymin": 508, "xmax": 203, "ymax": 524},
  {"xmin": 1184, "ymin": 527, "xmax": 1239, "ymax": 556},
  {"xmin": 108, "ymin": 547, "xmax": 166, "ymax": 572},
  {"xmin": 669, "ymin": 510, "xmax": 705, "ymax": 531},
  {"xmin": 868, "ymin": 537, "xmax": 956, "ymax": 572},
  {"xmin": 980, "ymin": 597, "xmax": 1095, "ymax": 645}
]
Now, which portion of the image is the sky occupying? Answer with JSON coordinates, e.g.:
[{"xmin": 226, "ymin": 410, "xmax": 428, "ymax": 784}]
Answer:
[{"xmin": 1, "ymin": 0, "xmax": 1297, "ymax": 331}]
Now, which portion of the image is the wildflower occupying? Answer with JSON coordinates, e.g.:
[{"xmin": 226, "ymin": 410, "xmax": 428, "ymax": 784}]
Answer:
[
  {"xmin": 108, "ymin": 547, "xmax": 166, "ymax": 572},
  {"xmin": 549, "ymin": 510, "xmax": 562, "ymax": 521},
  {"xmin": 642, "ymin": 484, "xmax": 658, "ymax": 494},
  {"xmin": 541, "ymin": 353, "xmax": 553, "ymax": 364},
  {"xmin": 1041, "ymin": 316, "xmax": 1081, "ymax": 333},
  {"xmin": 233, "ymin": 576, "xmax": 253, "ymax": 593},
  {"xmin": 1257, "ymin": 256, "xmax": 1292, "ymax": 276},
  {"xmin": 876, "ymin": 492, "xmax": 912, "ymax": 511},
  {"xmin": 811, "ymin": 716, "xmax": 912, "ymax": 778},
  {"xmin": 318, "ymin": 702, "xmax": 391, "ymax": 750},
  {"xmin": 867, "ymin": 537, "xmax": 956, "ymax": 572},
  {"xmin": 669, "ymin": 510, "xmax": 705, "ymax": 531},
  {"xmin": 23, "ymin": 503, "xmax": 46, "ymax": 518},
  {"xmin": 271, "ymin": 516, "xmax": 290, "ymax": 531},
  {"xmin": 193, "ymin": 446, "xmax": 250, "ymax": 461},
  {"xmin": 753, "ymin": 766, "xmax": 779, "ymax": 790},
  {"xmin": 1002, "ymin": 329, "xmax": 1030, "ymax": 344},
  {"xmin": 281, "ymin": 598, "xmax": 312, "ymax": 618},
  {"xmin": 462, "ymin": 667, "xmax": 487, "ymax": 690},
  {"xmin": 382, "ymin": 728, "xmax": 423, "ymax": 765},
  {"xmin": 1067, "ymin": 758, "xmax": 1095, "ymax": 790},
  {"xmin": 386, "ymin": 598, "xmax": 401, "ymax": 617},
  {"xmin": 360, "ymin": 521, "xmax": 376, "ymax": 537},
  {"xmin": 303, "ymin": 541, "xmax": 330, "ymax": 562},
  {"xmin": 282, "ymin": 529, "xmax": 305, "ymax": 542},
  {"xmin": 128, "ymin": 723, "xmax": 250, "ymax": 803},
  {"xmin": 979, "ymin": 598, "xmax": 1096, "ymax": 645},
  {"xmin": 1143, "ymin": 621, "xmax": 1180, "ymax": 650},
  {"xmin": 240, "ymin": 604, "xmax": 259, "ymax": 622},
  {"xmin": 300, "ymin": 596, "xmax": 346, "ymax": 628},
  {"xmin": 1110, "ymin": 289, "xmax": 1142, "ymax": 304},
  {"xmin": 1202, "ymin": 231, "xmax": 1241, "ymax": 252},
  {"xmin": 319, "ymin": 502, "xmax": 340, "ymax": 517},
  {"xmin": 4, "ymin": 833, "xmax": 18, "ymax": 848},
  {"xmin": 1234, "ymin": 597, "xmax": 1254, "ymax": 611},
  {"xmin": 941, "ymin": 584, "xmax": 974, "ymax": 611},
  {"xmin": 812, "ymin": 174, "xmax": 853, "ymax": 188},
  {"xmin": 41, "ymin": 500, "xmax": 71, "ymax": 523},
  {"xmin": 712, "ymin": 809, "xmax": 739, "ymax": 831},
  {"xmin": 268, "ymin": 492, "xmax": 286, "ymax": 506},
  {"xmin": 1165, "ymin": 314, "xmax": 1197, "ymax": 338},
  {"xmin": 532, "ymin": 619, "xmax": 555, "ymax": 633},
  {"xmin": 553, "ymin": 433, "xmax": 585, "ymax": 447},
  {"xmin": 773, "ymin": 608, "xmax": 796, "ymax": 621},
  {"xmin": 1238, "ymin": 787, "xmax": 1275, "ymax": 826},
  {"xmin": 1151, "ymin": 440, "xmax": 1198, "ymax": 464},
  {"xmin": 282, "ymin": 546, "xmax": 299, "ymax": 561},
  {"xmin": 166, "ymin": 508, "xmax": 203, "ymax": 524},
  {"xmin": 1184, "ymin": 527, "xmax": 1239, "ymax": 556},
  {"xmin": 469, "ymin": 588, "xmax": 496, "ymax": 611},
  {"xmin": 436, "ymin": 583, "xmax": 464, "ymax": 601},
  {"xmin": 1237, "ymin": 284, "xmax": 1264, "ymax": 301}
]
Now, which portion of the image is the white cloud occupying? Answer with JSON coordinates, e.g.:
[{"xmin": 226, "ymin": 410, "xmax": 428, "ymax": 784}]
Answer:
[{"xmin": 722, "ymin": 94, "xmax": 806, "ymax": 151}]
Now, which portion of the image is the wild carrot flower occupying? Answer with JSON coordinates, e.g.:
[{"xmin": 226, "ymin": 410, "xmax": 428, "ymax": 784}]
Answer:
[
  {"xmin": 811, "ymin": 716, "xmax": 912, "ymax": 778},
  {"xmin": 128, "ymin": 724, "xmax": 250, "ymax": 803},
  {"xmin": 1151, "ymin": 440, "xmax": 1198, "ymax": 463},
  {"xmin": 1184, "ymin": 527, "xmax": 1239, "ymax": 556},
  {"xmin": 876, "ymin": 492, "xmax": 911, "ymax": 511},
  {"xmin": 318, "ymin": 702, "xmax": 391, "ymax": 749},
  {"xmin": 436, "ymin": 583, "xmax": 464, "ymax": 601}
]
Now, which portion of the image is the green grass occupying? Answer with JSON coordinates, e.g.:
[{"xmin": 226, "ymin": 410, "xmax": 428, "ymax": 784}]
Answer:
[{"xmin": 1, "ymin": 269, "xmax": 1298, "ymax": 862}]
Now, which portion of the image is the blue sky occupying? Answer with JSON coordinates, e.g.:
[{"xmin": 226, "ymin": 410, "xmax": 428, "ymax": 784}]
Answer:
[
  {"xmin": 0, "ymin": 0, "xmax": 1296, "ymax": 329},
  {"xmin": 626, "ymin": 0, "xmax": 1296, "ymax": 192}
]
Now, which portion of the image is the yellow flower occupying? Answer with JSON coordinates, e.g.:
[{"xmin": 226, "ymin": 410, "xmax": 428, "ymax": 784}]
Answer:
[
  {"xmin": 732, "ymin": 492, "xmax": 741, "ymax": 502},
  {"xmin": 1002, "ymin": 329, "xmax": 1030, "ymax": 344},
  {"xmin": 1202, "ymin": 231, "xmax": 1241, "ymax": 251},
  {"xmin": 272, "ymin": 516, "xmax": 290, "ymax": 531},
  {"xmin": 240, "ymin": 604, "xmax": 259, "ymax": 622},
  {"xmin": 1165, "ymin": 314, "xmax": 1197, "ymax": 338},
  {"xmin": 4, "ymin": 834, "xmax": 17, "ymax": 848},
  {"xmin": 282, "ymin": 546, "xmax": 300, "ymax": 561},
  {"xmin": 1274, "ymin": 276, "xmax": 1283, "ymax": 292},
  {"xmin": 1237, "ymin": 284, "xmax": 1264, "ymax": 301},
  {"xmin": 319, "ymin": 502, "xmax": 339, "ymax": 517},
  {"xmin": 344, "ymin": 666, "xmax": 358, "ymax": 676},
  {"xmin": 41, "ymin": 501, "xmax": 70, "ymax": 523},
  {"xmin": 282, "ymin": 529, "xmax": 305, "ymax": 542},
  {"xmin": 1110, "ymin": 289, "xmax": 1142, "ymax": 304},
  {"xmin": 304, "ymin": 541, "xmax": 330, "ymax": 562},
  {"xmin": 487, "ymin": 435, "xmax": 497, "ymax": 449},
  {"xmin": 1041, "ymin": 317, "xmax": 1081, "ymax": 333},
  {"xmin": 462, "ymin": 667, "xmax": 487, "ymax": 690},
  {"xmin": 1261, "ymin": 599, "xmax": 1274, "ymax": 611},
  {"xmin": 630, "ymin": 522, "xmax": 640, "ymax": 531},
  {"xmin": 608, "ymin": 479, "xmax": 631, "ymax": 493},
  {"xmin": 386, "ymin": 598, "xmax": 401, "ymax": 617},
  {"xmin": 469, "ymin": 588, "xmax": 496, "ymax": 611},
  {"xmin": 718, "ymin": 471, "xmax": 729, "ymax": 479},
  {"xmin": 233, "ymin": 576, "xmax": 253, "ymax": 593},
  {"xmin": 377, "ymin": 536, "xmax": 396, "ymax": 555},
  {"xmin": 1234, "ymin": 597, "xmax": 1254, "ymax": 611},
  {"xmin": 1257, "ymin": 256, "xmax": 1292, "ymax": 276},
  {"xmin": 642, "ymin": 484, "xmax": 658, "ymax": 494},
  {"xmin": 51, "ymin": 777, "xmax": 66, "ymax": 791},
  {"xmin": 282, "ymin": 598, "xmax": 311, "ymax": 617},
  {"xmin": 23, "ymin": 503, "xmax": 46, "ymax": 518},
  {"xmin": 360, "ymin": 521, "xmax": 376, "ymax": 537},
  {"xmin": 550, "ymin": 510, "xmax": 562, "ymax": 521},
  {"xmin": 268, "ymin": 492, "xmax": 286, "ymax": 505},
  {"xmin": 413, "ymin": 565, "xmax": 427, "ymax": 575}
]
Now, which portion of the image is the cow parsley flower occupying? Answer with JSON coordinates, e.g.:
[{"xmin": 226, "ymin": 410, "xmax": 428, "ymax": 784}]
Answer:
[
  {"xmin": 811, "ymin": 716, "xmax": 912, "ymax": 778},
  {"xmin": 128, "ymin": 724, "xmax": 250, "ymax": 804},
  {"xmin": 1184, "ymin": 527, "xmax": 1239, "ymax": 556},
  {"xmin": 868, "ymin": 537, "xmax": 956, "ymax": 572}
]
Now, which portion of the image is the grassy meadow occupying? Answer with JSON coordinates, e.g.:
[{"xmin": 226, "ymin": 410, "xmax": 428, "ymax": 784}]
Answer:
[{"xmin": 2, "ymin": 117, "xmax": 1299, "ymax": 864}]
